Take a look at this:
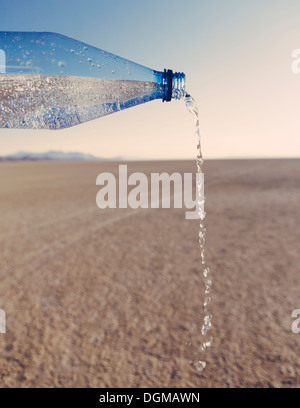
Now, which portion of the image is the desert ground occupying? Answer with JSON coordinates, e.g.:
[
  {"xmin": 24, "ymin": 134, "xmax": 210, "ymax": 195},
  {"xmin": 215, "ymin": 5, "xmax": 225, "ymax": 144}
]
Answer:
[{"xmin": 0, "ymin": 158, "xmax": 299, "ymax": 388}]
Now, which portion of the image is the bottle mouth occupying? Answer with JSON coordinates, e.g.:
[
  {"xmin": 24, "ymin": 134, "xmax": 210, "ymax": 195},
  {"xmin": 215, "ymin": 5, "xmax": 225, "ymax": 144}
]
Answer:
[{"xmin": 162, "ymin": 69, "xmax": 186, "ymax": 102}]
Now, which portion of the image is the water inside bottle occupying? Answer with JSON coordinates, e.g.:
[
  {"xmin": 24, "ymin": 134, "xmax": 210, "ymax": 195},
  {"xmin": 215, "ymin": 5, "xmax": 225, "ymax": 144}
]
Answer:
[
  {"xmin": 185, "ymin": 94, "xmax": 213, "ymax": 373},
  {"xmin": 0, "ymin": 75, "xmax": 162, "ymax": 129}
]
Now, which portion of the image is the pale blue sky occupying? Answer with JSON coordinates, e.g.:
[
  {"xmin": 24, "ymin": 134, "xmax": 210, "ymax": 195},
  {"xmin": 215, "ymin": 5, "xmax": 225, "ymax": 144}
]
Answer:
[{"xmin": 0, "ymin": 0, "xmax": 300, "ymax": 159}]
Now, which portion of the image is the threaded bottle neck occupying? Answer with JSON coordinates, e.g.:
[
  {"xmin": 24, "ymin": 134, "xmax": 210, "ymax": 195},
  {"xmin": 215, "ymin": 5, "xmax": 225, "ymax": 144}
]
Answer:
[
  {"xmin": 172, "ymin": 71, "xmax": 186, "ymax": 100},
  {"xmin": 162, "ymin": 70, "xmax": 186, "ymax": 102}
]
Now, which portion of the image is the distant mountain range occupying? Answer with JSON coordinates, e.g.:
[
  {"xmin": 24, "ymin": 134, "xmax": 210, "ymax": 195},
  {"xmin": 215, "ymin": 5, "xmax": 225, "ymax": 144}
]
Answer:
[{"xmin": 0, "ymin": 151, "xmax": 122, "ymax": 161}]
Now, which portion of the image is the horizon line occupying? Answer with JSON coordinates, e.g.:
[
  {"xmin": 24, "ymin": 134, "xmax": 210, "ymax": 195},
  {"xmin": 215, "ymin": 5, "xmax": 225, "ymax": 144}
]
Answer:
[{"xmin": 1, "ymin": 156, "xmax": 300, "ymax": 163}]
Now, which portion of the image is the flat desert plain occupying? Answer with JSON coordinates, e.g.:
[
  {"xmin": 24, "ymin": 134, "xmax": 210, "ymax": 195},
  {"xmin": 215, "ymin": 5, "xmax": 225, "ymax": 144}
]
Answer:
[{"xmin": 0, "ymin": 159, "xmax": 299, "ymax": 388}]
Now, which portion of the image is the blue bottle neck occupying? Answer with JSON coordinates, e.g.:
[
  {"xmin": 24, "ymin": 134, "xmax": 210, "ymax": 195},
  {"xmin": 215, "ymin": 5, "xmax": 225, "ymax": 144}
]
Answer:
[{"xmin": 155, "ymin": 70, "xmax": 186, "ymax": 102}]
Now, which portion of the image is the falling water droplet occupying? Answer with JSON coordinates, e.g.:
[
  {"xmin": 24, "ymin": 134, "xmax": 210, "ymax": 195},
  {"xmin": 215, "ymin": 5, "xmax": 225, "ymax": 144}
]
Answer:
[
  {"xmin": 201, "ymin": 322, "xmax": 212, "ymax": 336},
  {"xmin": 203, "ymin": 296, "xmax": 211, "ymax": 309},
  {"xmin": 203, "ymin": 267, "xmax": 210, "ymax": 278},
  {"xmin": 201, "ymin": 337, "xmax": 213, "ymax": 351},
  {"xmin": 204, "ymin": 314, "xmax": 212, "ymax": 324},
  {"xmin": 205, "ymin": 279, "xmax": 213, "ymax": 294},
  {"xmin": 191, "ymin": 360, "xmax": 207, "ymax": 372}
]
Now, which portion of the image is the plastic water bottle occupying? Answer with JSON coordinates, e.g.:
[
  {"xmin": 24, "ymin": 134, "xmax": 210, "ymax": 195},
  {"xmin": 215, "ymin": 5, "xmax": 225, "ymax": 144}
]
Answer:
[{"xmin": 0, "ymin": 32, "xmax": 186, "ymax": 129}]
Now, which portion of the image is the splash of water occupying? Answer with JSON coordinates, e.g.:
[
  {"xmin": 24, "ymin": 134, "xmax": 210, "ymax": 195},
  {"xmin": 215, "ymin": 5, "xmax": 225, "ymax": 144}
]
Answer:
[{"xmin": 185, "ymin": 93, "xmax": 213, "ymax": 373}]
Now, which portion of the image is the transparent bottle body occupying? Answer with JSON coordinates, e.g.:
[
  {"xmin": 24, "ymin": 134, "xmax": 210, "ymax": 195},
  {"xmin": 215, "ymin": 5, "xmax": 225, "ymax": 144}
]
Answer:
[{"xmin": 0, "ymin": 32, "xmax": 185, "ymax": 129}]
